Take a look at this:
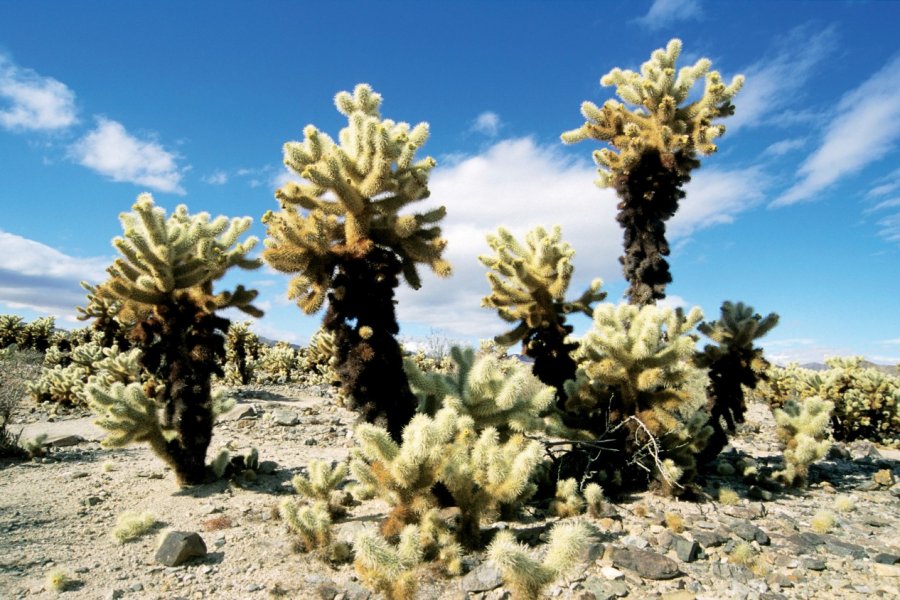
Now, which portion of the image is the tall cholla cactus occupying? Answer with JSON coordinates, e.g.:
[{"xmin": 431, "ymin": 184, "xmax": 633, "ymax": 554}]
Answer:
[
  {"xmin": 564, "ymin": 303, "xmax": 711, "ymax": 494},
  {"xmin": 479, "ymin": 226, "xmax": 605, "ymax": 402},
  {"xmin": 263, "ymin": 83, "xmax": 451, "ymax": 440},
  {"xmin": 695, "ymin": 301, "xmax": 778, "ymax": 461},
  {"xmin": 222, "ymin": 321, "xmax": 261, "ymax": 385},
  {"xmin": 562, "ymin": 39, "xmax": 743, "ymax": 306},
  {"xmin": 85, "ymin": 194, "xmax": 262, "ymax": 485}
]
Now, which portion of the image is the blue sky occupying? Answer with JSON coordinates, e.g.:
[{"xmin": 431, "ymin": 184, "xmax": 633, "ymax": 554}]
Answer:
[{"xmin": 1, "ymin": 0, "xmax": 898, "ymax": 365}]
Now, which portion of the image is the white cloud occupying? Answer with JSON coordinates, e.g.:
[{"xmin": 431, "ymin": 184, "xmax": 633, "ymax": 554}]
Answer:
[
  {"xmin": 393, "ymin": 137, "xmax": 764, "ymax": 340},
  {"xmin": 773, "ymin": 52, "xmax": 900, "ymax": 207},
  {"xmin": 668, "ymin": 165, "xmax": 767, "ymax": 238},
  {"xmin": 729, "ymin": 27, "xmax": 835, "ymax": 132},
  {"xmin": 635, "ymin": 0, "xmax": 701, "ymax": 30},
  {"xmin": 69, "ymin": 117, "xmax": 185, "ymax": 194},
  {"xmin": 203, "ymin": 170, "xmax": 228, "ymax": 185},
  {"xmin": 881, "ymin": 338, "xmax": 900, "ymax": 345},
  {"xmin": 0, "ymin": 54, "xmax": 78, "ymax": 131},
  {"xmin": 764, "ymin": 138, "xmax": 806, "ymax": 157},
  {"xmin": 876, "ymin": 211, "xmax": 900, "ymax": 243},
  {"xmin": 0, "ymin": 231, "xmax": 110, "ymax": 317},
  {"xmin": 471, "ymin": 111, "xmax": 501, "ymax": 137}
]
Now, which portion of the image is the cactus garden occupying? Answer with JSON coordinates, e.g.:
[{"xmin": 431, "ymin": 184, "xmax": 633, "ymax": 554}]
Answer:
[{"xmin": 2, "ymin": 4, "xmax": 900, "ymax": 599}]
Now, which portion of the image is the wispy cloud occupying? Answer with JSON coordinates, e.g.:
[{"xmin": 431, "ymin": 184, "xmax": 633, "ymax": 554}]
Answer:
[
  {"xmin": 0, "ymin": 54, "xmax": 78, "ymax": 132},
  {"xmin": 634, "ymin": 0, "xmax": 701, "ymax": 30},
  {"xmin": 729, "ymin": 26, "xmax": 835, "ymax": 132},
  {"xmin": 69, "ymin": 117, "xmax": 186, "ymax": 194},
  {"xmin": 764, "ymin": 138, "xmax": 806, "ymax": 157},
  {"xmin": 393, "ymin": 137, "xmax": 767, "ymax": 340},
  {"xmin": 0, "ymin": 231, "xmax": 110, "ymax": 317},
  {"xmin": 772, "ymin": 52, "xmax": 900, "ymax": 207},
  {"xmin": 203, "ymin": 170, "xmax": 228, "ymax": 185},
  {"xmin": 471, "ymin": 111, "xmax": 501, "ymax": 137}
]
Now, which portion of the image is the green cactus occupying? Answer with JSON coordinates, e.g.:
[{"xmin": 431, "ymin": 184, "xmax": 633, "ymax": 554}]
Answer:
[
  {"xmin": 15, "ymin": 316, "xmax": 55, "ymax": 352},
  {"xmin": 353, "ymin": 525, "xmax": 423, "ymax": 600},
  {"xmin": 561, "ymin": 303, "xmax": 712, "ymax": 495},
  {"xmin": 263, "ymin": 83, "xmax": 450, "ymax": 441},
  {"xmin": 292, "ymin": 459, "xmax": 350, "ymax": 516},
  {"xmin": 479, "ymin": 225, "xmax": 606, "ymax": 402},
  {"xmin": 351, "ymin": 406, "xmax": 545, "ymax": 549},
  {"xmin": 562, "ymin": 39, "xmax": 743, "ymax": 306},
  {"xmin": 280, "ymin": 499, "xmax": 334, "ymax": 553},
  {"xmin": 405, "ymin": 346, "xmax": 571, "ymax": 438},
  {"xmin": 488, "ymin": 521, "xmax": 594, "ymax": 600},
  {"xmin": 222, "ymin": 321, "xmax": 261, "ymax": 385},
  {"xmin": 85, "ymin": 195, "xmax": 261, "ymax": 485},
  {"xmin": 695, "ymin": 301, "xmax": 778, "ymax": 462},
  {"xmin": 0, "ymin": 315, "xmax": 25, "ymax": 349},
  {"xmin": 773, "ymin": 396, "xmax": 833, "ymax": 486},
  {"xmin": 549, "ymin": 478, "xmax": 586, "ymax": 518}
]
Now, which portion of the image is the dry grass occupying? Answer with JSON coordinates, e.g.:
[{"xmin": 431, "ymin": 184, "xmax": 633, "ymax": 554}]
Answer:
[
  {"xmin": 718, "ymin": 487, "xmax": 740, "ymax": 505},
  {"xmin": 202, "ymin": 515, "xmax": 233, "ymax": 531},
  {"xmin": 810, "ymin": 510, "xmax": 835, "ymax": 534}
]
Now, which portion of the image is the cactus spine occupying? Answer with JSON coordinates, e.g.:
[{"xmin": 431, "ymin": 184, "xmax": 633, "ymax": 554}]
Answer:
[
  {"xmin": 263, "ymin": 83, "xmax": 450, "ymax": 440},
  {"xmin": 562, "ymin": 39, "xmax": 743, "ymax": 305},
  {"xmin": 85, "ymin": 195, "xmax": 261, "ymax": 485}
]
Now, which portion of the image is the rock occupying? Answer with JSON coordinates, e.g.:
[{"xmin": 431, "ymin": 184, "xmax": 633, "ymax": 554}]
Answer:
[
  {"xmin": 724, "ymin": 503, "xmax": 767, "ymax": 520},
  {"xmin": 690, "ymin": 529, "xmax": 727, "ymax": 548},
  {"xmin": 620, "ymin": 534, "xmax": 650, "ymax": 549},
  {"xmin": 128, "ymin": 583, "xmax": 144, "ymax": 592},
  {"xmin": 609, "ymin": 547, "xmax": 681, "ymax": 580},
  {"xmin": 272, "ymin": 409, "xmax": 299, "ymax": 426},
  {"xmin": 47, "ymin": 434, "xmax": 85, "ymax": 447},
  {"xmin": 103, "ymin": 590, "xmax": 123, "ymax": 600},
  {"xmin": 821, "ymin": 535, "xmax": 866, "ymax": 559},
  {"xmin": 856, "ymin": 480, "xmax": 880, "ymax": 491},
  {"xmin": 801, "ymin": 557, "xmax": 826, "ymax": 571},
  {"xmin": 581, "ymin": 576, "xmax": 628, "ymax": 600},
  {"xmin": 600, "ymin": 566, "xmax": 624, "ymax": 580},
  {"xmin": 873, "ymin": 468, "xmax": 895, "ymax": 487},
  {"xmin": 826, "ymin": 444, "xmax": 851, "ymax": 460},
  {"xmin": 661, "ymin": 592, "xmax": 696, "ymax": 600},
  {"xmin": 257, "ymin": 460, "xmax": 278, "ymax": 474},
  {"xmin": 848, "ymin": 440, "xmax": 881, "ymax": 460},
  {"xmin": 220, "ymin": 404, "xmax": 258, "ymax": 421},
  {"xmin": 671, "ymin": 536, "xmax": 701, "ymax": 562},
  {"xmin": 342, "ymin": 581, "xmax": 372, "ymax": 600},
  {"xmin": 155, "ymin": 531, "xmax": 207, "ymax": 567},
  {"xmin": 747, "ymin": 486, "xmax": 773, "ymax": 501},
  {"xmin": 458, "ymin": 561, "xmax": 503, "ymax": 593},
  {"xmin": 730, "ymin": 520, "xmax": 770, "ymax": 545},
  {"xmin": 874, "ymin": 552, "xmax": 900, "ymax": 564},
  {"xmin": 82, "ymin": 496, "xmax": 102, "ymax": 507},
  {"xmin": 785, "ymin": 532, "xmax": 824, "ymax": 553}
]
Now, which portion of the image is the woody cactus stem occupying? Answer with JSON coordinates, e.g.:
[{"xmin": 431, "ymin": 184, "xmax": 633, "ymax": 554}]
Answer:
[
  {"xmin": 323, "ymin": 247, "xmax": 414, "ymax": 438},
  {"xmin": 563, "ymin": 39, "xmax": 743, "ymax": 306},
  {"xmin": 263, "ymin": 84, "xmax": 451, "ymax": 441}
]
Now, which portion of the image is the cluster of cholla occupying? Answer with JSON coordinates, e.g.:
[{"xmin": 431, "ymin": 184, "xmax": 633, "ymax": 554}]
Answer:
[{"xmin": 757, "ymin": 357, "xmax": 899, "ymax": 448}]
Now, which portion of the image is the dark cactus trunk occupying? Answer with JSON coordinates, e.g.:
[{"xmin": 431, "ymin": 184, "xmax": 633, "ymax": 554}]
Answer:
[
  {"xmin": 613, "ymin": 151, "xmax": 691, "ymax": 306},
  {"xmin": 131, "ymin": 297, "xmax": 228, "ymax": 485},
  {"xmin": 324, "ymin": 246, "xmax": 417, "ymax": 442},
  {"xmin": 523, "ymin": 321, "xmax": 578, "ymax": 410},
  {"xmin": 699, "ymin": 350, "xmax": 763, "ymax": 464}
]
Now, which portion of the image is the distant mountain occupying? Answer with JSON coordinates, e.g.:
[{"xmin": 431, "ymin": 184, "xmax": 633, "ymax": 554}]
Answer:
[{"xmin": 800, "ymin": 360, "xmax": 899, "ymax": 375}]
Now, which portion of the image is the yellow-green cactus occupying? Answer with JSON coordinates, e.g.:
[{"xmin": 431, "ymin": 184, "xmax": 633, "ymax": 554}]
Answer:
[
  {"xmin": 563, "ymin": 39, "xmax": 743, "ymax": 306},
  {"xmin": 353, "ymin": 525, "xmax": 422, "ymax": 600},
  {"xmin": 85, "ymin": 196, "xmax": 260, "ymax": 485},
  {"xmin": 774, "ymin": 396, "xmax": 834, "ymax": 486},
  {"xmin": 479, "ymin": 225, "xmax": 605, "ymax": 400},
  {"xmin": 263, "ymin": 84, "xmax": 450, "ymax": 440}
]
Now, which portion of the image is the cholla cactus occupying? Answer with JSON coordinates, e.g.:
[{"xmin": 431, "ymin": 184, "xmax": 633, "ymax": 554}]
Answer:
[
  {"xmin": 696, "ymin": 301, "xmax": 779, "ymax": 461},
  {"xmin": 405, "ymin": 345, "xmax": 569, "ymax": 437},
  {"xmin": 77, "ymin": 282, "xmax": 133, "ymax": 348},
  {"xmin": 292, "ymin": 459, "xmax": 349, "ymax": 516},
  {"xmin": 280, "ymin": 499, "xmax": 334, "ymax": 554},
  {"xmin": 263, "ymin": 83, "xmax": 451, "ymax": 441},
  {"xmin": 549, "ymin": 478, "xmax": 586, "ymax": 517},
  {"xmin": 85, "ymin": 195, "xmax": 261, "ymax": 485},
  {"xmin": 774, "ymin": 396, "xmax": 834, "ymax": 486},
  {"xmin": 15, "ymin": 316, "xmax": 55, "ymax": 352},
  {"xmin": 222, "ymin": 321, "xmax": 261, "ymax": 385},
  {"xmin": 563, "ymin": 303, "xmax": 711, "ymax": 494},
  {"xmin": 0, "ymin": 315, "xmax": 25, "ymax": 348},
  {"xmin": 562, "ymin": 39, "xmax": 743, "ymax": 305},
  {"xmin": 28, "ymin": 341, "xmax": 144, "ymax": 405},
  {"xmin": 811, "ymin": 357, "xmax": 900, "ymax": 447},
  {"xmin": 488, "ymin": 521, "xmax": 594, "ymax": 600},
  {"xmin": 479, "ymin": 225, "xmax": 605, "ymax": 400},
  {"xmin": 253, "ymin": 342, "xmax": 300, "ymax": 383},
  {"xmin": 351, "ymin": 407, "xmax": 545, "ymax": 548},
  {"xmin": 354, "ymin": 525, "xmax": 422, "ymax": 600}
]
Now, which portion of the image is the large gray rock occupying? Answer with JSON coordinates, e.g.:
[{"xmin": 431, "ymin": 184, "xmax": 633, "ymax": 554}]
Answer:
[
  {"xmin": 155, "ymin": 531, "xmax": 207, "ymax": 567},
  {"xmin": 458, "ymin": 561, "xmax": 503, "ymax": 593},
  {"xmin": 671, "ymin": 535, "xmax": 701, "ymax": 562},
  {"xmin": 609, "ymin": 546, "xmax": 681, "ymax": 580}
]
